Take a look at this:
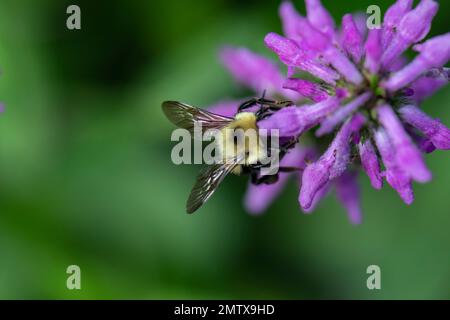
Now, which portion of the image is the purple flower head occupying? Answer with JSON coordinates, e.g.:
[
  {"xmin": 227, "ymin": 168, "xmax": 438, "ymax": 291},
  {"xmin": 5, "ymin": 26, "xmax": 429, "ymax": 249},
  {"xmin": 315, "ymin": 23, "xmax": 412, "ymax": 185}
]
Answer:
[{"xmin": 189, "ymin": 0, "xmax": 449, "ymax": 223}]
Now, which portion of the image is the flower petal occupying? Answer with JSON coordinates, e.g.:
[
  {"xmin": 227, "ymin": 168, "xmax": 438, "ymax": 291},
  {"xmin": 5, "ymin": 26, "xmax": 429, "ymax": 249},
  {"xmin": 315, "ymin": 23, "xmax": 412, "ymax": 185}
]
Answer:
[
  {"xmin": 329, "ymin": 114, "xmax": 366, "ymax": 179},
  {"xmin": 220, "ymin": 47, "xmax": 299, "ymax": 100},
  {"xmin": 264, "ymin": 32, "xmax": 340, "ymax": 84},
  {"xmin": 381, "ymin": 0, "xmax": 439, "ymax": 69},
  {"xmin": 299, "ymin": 156, "xmax": 334, "ymax": 211},
  {"xmin": 412, "ymin": 133, "xmax": 437, "ymax": 154},
  {"xmin": 258, "ymin": 97, "xmax": 340, "ymax": 137},
  {"xmin": 304, "ymin": 0, "xmax": 335, "ymax": 38},
  {"xmin": 279, "ymin": 1, "xmax": 303, "ymax": 42},
  {"xmin": 377, "ymin": 104, "xmax": 432, "ymax": 182},
  {"xmin": 384, "ymin": 33, "xmax": 450, "ymax": 91},
  {"xmin": 364, "ymin": 29, "xmax": 382, "ymax": 74},
  {"xmin": 399, "ymin": 105, "xmax": 450, "ymax": 150},
  {"xmin": 316, "ymin": 92, "xmax": 371, "ymax": 136},
  {"xmin": 283, "ymin": 78, "xmax": 328, "ymax": 102},
  {"xmin": 323, "ymin": 47, "xmax": 363, "ymax": 85},
  {"xmin": 382, "ymin": 0, "xmax": 414, "ymax": 49},
  {"xmin": 409, "ymin": 70, "xmax": 449, "ymax": 103},
  {"xmin": 358, "ymin": 139, "xmax": 383, "ymax": 190},
  {"xmin": 374, "ymin": 127, "xmax": 414, "ymax": 204},
  {"xmin": 294, "ymin": 14, "xmax": 330, "ymax": 52},
  {"xmin": 299, "ymin": 113, "xmax": 364, "ymax": 210},
  {"xmin": 335, "ymin": 170, "xmax": 363, "ymax": 224},
  {"xmin": 301, "ymin": 181, "xmax": 330, "ymax": 214},
  {"xmin": 341, "ymin": 14, "xmax": 364, "ymax": 63}
]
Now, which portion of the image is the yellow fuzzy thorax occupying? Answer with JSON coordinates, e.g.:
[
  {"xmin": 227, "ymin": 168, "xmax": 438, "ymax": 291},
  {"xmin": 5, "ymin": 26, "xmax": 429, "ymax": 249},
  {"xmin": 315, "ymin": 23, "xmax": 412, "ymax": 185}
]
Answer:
[{"xmin": 215, "ymin": 112, "xmax": 267, "ymax": 175}]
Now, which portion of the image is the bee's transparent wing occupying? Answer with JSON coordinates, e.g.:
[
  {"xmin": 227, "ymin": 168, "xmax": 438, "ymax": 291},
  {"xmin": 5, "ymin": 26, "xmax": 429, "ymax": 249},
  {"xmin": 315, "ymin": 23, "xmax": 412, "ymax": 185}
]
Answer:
[
  {"xmin": 186, "ymin": 159, "xmax": 241, "ymax": 214},
  {"xmin": 162, "ymin": 101, "xmax": 233, "ymax": 135}
]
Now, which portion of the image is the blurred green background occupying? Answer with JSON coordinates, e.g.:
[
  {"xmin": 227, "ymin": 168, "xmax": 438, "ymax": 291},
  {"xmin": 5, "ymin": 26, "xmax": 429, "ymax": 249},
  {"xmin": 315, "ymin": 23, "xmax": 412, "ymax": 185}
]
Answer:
[{"xmin": 0, "ymin": 0, "xmax": 449, "ymax": 299}]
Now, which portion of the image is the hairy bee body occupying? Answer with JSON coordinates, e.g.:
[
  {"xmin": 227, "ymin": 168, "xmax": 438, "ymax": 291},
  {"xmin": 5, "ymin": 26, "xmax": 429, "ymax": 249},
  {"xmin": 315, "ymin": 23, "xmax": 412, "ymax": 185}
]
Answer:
[{"xmin": 215, "ymin": 112, "xmax": 266, "ymax": 175}]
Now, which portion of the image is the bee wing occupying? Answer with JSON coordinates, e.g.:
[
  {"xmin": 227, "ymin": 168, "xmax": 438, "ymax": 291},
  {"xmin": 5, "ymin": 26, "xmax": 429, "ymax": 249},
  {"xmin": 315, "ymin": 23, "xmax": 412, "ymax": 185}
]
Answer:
[
  {"xmin": 186, "ymin": 158, "xmax": 241, "ymax": 214},
  {"xmin": 162, "ymin": 101, "xmax": 233, "ymax": 135}
]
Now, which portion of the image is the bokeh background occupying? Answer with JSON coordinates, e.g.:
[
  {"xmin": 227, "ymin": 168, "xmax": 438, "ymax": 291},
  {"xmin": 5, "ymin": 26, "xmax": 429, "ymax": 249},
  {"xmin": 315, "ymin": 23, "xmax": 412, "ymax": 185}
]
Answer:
[{"xmin": 0, "ymin": 0, "xmax": 449, "ymax": 299}]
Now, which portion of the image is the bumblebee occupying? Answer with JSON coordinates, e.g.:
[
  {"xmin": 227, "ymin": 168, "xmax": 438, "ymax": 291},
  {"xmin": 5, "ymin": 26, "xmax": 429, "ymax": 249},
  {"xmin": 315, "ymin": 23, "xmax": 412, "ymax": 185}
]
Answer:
[{"xmin": 162, "ymin": 97, "xmax": 297, "ymax": 213}]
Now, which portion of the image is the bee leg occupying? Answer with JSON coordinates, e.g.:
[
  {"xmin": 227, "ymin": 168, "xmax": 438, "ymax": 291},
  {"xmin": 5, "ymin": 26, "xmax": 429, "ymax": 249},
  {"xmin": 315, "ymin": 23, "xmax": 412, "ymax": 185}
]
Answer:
[
  {"xmin": 278, "ymin": 138, "xmax": 299, "ymax": 158},
  {"xmin": 266, "ymin": 100, "xmax": 294, "ymax": 110},
  {"xmin": 251, "ymin": 174, "xmax": 278, "ymax": 185},
  {"xmin": 238, "ymin": 98, "xmax": 258, "ymax": 112},
  {"xmin": 255, "ymin": 105, "xmax": 277, "ymax": 120},
  {"xmin": 250, "ymin": 171, "xmax": 260, "ymax": 184},
  {"xmin": 255, "ymin": 100, "xmax": 294, "ymax": 120},
  {"xmin": 278, "ymin": 166, "xmax": 303, "ymax": 173}
]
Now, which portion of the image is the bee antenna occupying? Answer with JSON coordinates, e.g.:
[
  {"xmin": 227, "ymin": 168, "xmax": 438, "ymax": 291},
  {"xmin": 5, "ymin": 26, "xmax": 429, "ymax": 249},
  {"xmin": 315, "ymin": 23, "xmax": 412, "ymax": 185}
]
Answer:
[{"xmin": 258, "ymin": 89, "xmax": 268, "ymax": 108}]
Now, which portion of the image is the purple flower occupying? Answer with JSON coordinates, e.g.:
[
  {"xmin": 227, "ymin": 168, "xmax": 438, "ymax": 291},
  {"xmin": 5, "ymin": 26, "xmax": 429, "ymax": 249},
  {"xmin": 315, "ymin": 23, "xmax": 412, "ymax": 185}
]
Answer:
[{"xmin": 197, "ymin": 0, "xmax": 449, "ymax": 223}]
